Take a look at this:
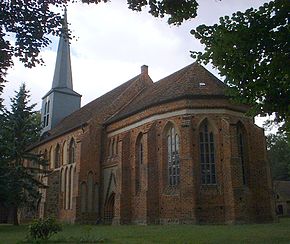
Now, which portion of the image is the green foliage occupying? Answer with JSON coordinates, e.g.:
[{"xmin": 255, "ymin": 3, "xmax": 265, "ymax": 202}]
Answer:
[
  {"xmin": 28, "ymin": 217, "xmax": 62, "ymax": 241},
  {"xmin": 191, "ymin": 0, "xmax": 290, "ymax": 132},
  {"xmin": 0, "ymin": 84, "xmax": 46, "ymax": 225},
  {"xmin": 127, "ymin": 0, "xmax": 198, "ymax": 25},
  {"xmin": 267, "ymin": 133, "xmax": 290, "ymax": 180},
  {"xmin": 0, "ymin": 1, "xmax": 62, "ymax": 100}
]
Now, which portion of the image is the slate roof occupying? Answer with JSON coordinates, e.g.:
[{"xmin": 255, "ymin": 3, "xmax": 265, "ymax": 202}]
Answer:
[
  {"xmin": 274, "ymin": 181, "xmax": 290, "ymax": 199},
  {"xmin": 43, "ymin": 87, "xmax": 81, "ymax": 99},
  {"xmin": 106, "ymin": 62, "xmax": 230, "ymax": 124}
]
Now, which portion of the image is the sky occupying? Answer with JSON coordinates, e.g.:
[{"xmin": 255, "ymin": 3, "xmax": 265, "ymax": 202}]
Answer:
[{"xmin": 3, "ymin": 0, "xmax": 270, "ymax": 128}]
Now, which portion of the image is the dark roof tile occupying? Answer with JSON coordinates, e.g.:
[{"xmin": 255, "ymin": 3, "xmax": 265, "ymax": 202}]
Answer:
[
  {"xmin": 106, "ymin": 63, "xmax": 228, "ymax": 123},
  {"xmin": 36, "ymin": 74, "xmax": 144, "ymax": 144}
]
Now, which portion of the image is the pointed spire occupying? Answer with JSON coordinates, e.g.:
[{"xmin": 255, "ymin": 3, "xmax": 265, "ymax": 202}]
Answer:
[{"xmin": 52, "ymin": 7, "xmax": 73, "ymax": 89}]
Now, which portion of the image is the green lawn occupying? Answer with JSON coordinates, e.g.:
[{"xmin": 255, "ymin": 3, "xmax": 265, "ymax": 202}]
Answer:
[{"xmin": 1, "ymin": 218, "xmax": 290, "ymax": 244}]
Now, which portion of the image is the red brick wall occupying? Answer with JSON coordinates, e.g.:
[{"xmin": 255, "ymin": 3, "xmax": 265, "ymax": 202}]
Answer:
[
  {"xmin": 107, "ymin": 102, "xmax": 274, "ymax": 224},
  {"xmin": 30, "ymin": 81, "xmax": 274, "ymax": 224}
]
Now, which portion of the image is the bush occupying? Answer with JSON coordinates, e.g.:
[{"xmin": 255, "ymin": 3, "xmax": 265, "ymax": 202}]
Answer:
[{"xmin": 28, "ymin": 217, "xmax": 62, "ymax": 240}]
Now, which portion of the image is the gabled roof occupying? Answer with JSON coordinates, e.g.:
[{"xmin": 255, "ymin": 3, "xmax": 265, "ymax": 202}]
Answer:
[
  {"xmin": 36, "ymin": 73, "xmax": 148, "ymax": 145},
  {"xmin": 33, "ymin": 62, "xmax": 246, "ymax": 148},
  {"xmin": 106, "ymin": 62, "xmax": 229, "ymax": 124}
]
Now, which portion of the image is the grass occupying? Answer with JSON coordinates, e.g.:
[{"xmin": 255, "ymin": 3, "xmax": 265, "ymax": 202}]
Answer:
[{"xmin": 0, "ymin": 218, "xmax": 290, "ymax": 244}]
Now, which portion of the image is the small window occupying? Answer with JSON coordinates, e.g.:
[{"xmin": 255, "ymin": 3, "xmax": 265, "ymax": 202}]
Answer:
[
  {"xmin": 47, "ymin": 101, "xmax": 50, "ymax": 113},
  {"xmin": 43, "ymin": 100, "xmax": 50, "ymax": 127}
]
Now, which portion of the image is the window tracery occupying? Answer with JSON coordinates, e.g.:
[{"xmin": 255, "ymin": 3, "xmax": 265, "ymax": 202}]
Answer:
[
  {"xmin": 167, "ymin": 126, "xmax": 180, "ymax": 186},
  {"xmin": 199, "ymin": 120, "xmax": 216, "ymax": 185}
]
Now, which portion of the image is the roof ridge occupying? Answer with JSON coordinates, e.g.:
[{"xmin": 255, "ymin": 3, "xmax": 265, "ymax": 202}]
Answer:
[
  {"xmin": 197, "ymin": 64, "xmax": 227, "ymax": 88},
  {"xmin": 104, "ymin": 63, "xmax": 236, "ymax": 125},
  {"xmin": 39, "ymin": 73, "xmax": 143, "ymax": 141},
  {"xmin": 105, "ymin": 85, "xmax": 145, "ymax": 124},
  {"xmin": 80, "ymin": 73, "xmax": 141, "ymax": 110},
  {"xmin": 154, "ymin": 62, "xmax": 195, "ymax": 85},
  {"xmin": 105, "ymin": 74, "xmax": 153, "ymax": 123}
]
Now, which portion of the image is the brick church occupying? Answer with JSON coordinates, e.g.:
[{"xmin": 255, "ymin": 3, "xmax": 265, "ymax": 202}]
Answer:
[{"xmin": 29, "ymin": 12, "xmax": 275, "ymax": 224}]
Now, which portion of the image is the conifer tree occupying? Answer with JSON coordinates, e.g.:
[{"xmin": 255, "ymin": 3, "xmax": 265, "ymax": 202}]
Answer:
[{"xmin": 0, "ymin": 84, "xmax": 46, "ymax": 225}]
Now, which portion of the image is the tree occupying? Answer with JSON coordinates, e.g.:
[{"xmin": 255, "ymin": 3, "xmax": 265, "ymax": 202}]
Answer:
[
  {"xmin": 191, "ymin": 0, "xmax": 290, "ymax": 132},
  {"xmin": 266, "ymin": 133, "xmax": 290, "ymax": 180},
  {"xmin": 0, "ymin": 0, "xmax": 198, "ymax": 104},
  {"xmin": 0, "ymin": 83, "xmax": 46, "ymax": 225}
]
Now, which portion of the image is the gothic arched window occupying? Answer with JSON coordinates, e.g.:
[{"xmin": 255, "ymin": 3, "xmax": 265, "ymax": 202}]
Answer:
[
  {"xmin": 109, "ymin": 138, "xmax": 113, "ymax": 157},
  {"xmin": 237, "ymin": 123, "xmax": 247, "ymax": 185},
  {"xmin": 70, "ymin": 167, "xmax": 76, "ymax": 209},
  {"xmin": 167, "ymin": 126, "xmax": 180, "ymax": 186},
  {"xmin": 135, "ymin": 134, "xmax": 143, "ymax": 194},
  {"xmin": 43, "ymin": 149, "xmax": 48, "ymax": 170},
  {"xmin": 55, "ymin": 144, "xmax": 61, "ymax": 168},
  {"xmin": 49, "ymin": 147, "xmax": 54, "ymax": 169},
  {"xmin": 64, "ymin": 167, "xmax": 68, "ymax": 209},
  {"xmin": 80, "ymin": 182, "xmax": 87, "ymax": 213},
  {"xmin": 199, "ymin": 120, "xmax": 216, "ymax": 185},
  {"xmin": 69, "ymin": 138, "xmax": 76, "ymax": 164},
  {"xmin": 62, "ymin": 141, "xmax": 68, "ymax": 165},
  {"xmin": 87, "ymin": 172, "xmax": 94, "ymax": 212},
  {"xmin": 94, "ymin": 183, "xmax": 99, "ymax": 213},
  {"xmin": 65, "ymin": 167, "xmax": 72, "ymax": 209},
  {"xmin": 112, "ymin": 139, "xmax": 116, "ymax": 155}
]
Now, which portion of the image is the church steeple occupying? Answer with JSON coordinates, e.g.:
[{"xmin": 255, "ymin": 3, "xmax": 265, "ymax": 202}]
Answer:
[
  {"xmin": 52, "ymin": 8, "xmax": 73, "ymax": 90},
  {"xmin": 41, "ymin": 8, "xmax": 81, "ymax": 134}
]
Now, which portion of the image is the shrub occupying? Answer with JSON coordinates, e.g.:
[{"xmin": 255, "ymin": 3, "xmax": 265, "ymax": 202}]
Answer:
[{"xmin": 28, "ymin": 217, "xmax": 62, "ymax": 240}]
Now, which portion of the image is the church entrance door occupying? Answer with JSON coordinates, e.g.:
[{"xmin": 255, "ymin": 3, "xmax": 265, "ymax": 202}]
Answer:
[{"xmin": 104, "ymin": 192, "xmax": 115, "ymax": 224}]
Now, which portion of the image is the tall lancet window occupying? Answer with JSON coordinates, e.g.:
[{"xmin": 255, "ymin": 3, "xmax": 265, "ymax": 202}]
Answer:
[
  {"xmin": 55, "ymin": 144, "xmax": 61, "ymax": 168},
  {"xmin": 237, "ymin": 123, "xmax": 247, "ymax": 185},
  {"xmin": 135, "ymin": 134, "xmax": 143, "ymax": 194},
  {"xmin": 43, "ymin": 100, "xmax": 50, "ymax": 127},
  {"xmin": 167, "ymin": 126, "xmax": 180, "ymax": 186},
  {"xmin": 69, "ymin": 138, "xmax": 76, "ymax": 164},
  {"xmin": 199, "ymin": 120, "xmax": 216, "ymax": 185}
]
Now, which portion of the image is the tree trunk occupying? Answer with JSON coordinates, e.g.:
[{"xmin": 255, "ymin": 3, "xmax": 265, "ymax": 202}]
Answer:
[{"xmin": 13, "ymin": 206, "xmax": 19, "ymax": 225}]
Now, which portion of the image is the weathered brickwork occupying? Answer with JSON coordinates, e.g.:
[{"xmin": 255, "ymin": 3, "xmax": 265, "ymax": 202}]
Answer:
[
  {"xmin": 27, "ymin": 63, "xmax": 275, "ymax": 225},
  {"xmin": 106, "ymin": 112, "xmax": 274, "ymax": 224}
]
